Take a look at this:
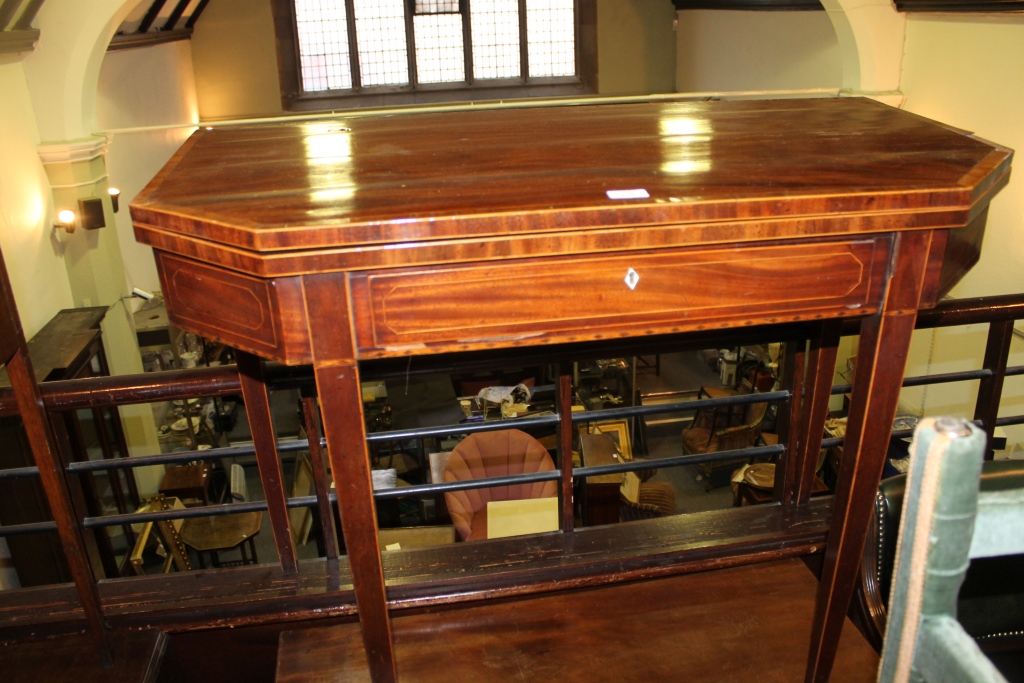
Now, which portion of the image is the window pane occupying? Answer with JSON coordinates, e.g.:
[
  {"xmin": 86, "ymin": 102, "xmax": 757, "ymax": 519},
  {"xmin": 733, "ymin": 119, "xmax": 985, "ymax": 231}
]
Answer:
[
  {"xmin": 526, "ymin": 0, "xmax": 575, "ymax": 78},
  {"xmin": 295, "ymin": 0, "xmax": 353, "ymax": 92},
  {"xmin": 353, "ymin": 0, "xmax": 410, "ymax": 87},
  {"xmin": 414, "ymin": 14, "xmax": 466, "ymax": 84},
  {"xmin": 470, "ymin": 0, "xmax": 520, "ymax": 80},
  {"xmin": 415, "ymin": 0, "xmax": 460, "ymax": 13}
]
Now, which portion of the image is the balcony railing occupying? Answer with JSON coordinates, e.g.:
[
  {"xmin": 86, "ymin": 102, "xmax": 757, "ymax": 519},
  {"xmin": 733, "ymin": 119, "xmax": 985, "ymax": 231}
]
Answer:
[{"xmin": 0, "ymin": 293, "xmax": 1022, "ymax": 643}]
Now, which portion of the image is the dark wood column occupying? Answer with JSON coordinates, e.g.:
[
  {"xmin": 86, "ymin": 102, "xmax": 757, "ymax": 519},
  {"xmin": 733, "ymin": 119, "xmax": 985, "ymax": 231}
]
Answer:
[{"xmin": 304, "ymin": 273, "xmax": 397, "ymax": 683}]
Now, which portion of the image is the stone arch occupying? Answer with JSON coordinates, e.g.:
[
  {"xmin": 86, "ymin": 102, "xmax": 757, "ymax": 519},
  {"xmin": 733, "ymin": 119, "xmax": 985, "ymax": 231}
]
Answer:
[
  {"xmin": 820, "ymin": 0, "xmax": 907, "ymax": 97},
  {"xmin": 22, "ymin": 0, "xmax": 146, "ymax": 142}
]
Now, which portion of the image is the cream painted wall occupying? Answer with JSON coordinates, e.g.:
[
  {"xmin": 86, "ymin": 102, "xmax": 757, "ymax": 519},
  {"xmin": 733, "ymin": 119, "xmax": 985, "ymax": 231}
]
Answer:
[
  {"xmin": 95, "ymin": 41, "xmax": 202, "ymax": 495},
  {"xmin": 597, "ymin": 0, "xmax": 677, "ymax": 95},
  {"xmin": 897, "ymin": 15, "xmax": 1024, "ymax": 457},
  {"xmin": 675, "ymin": 10, "xmax": 842, "ymax": 92},
  {"xmin": 0, "ymin": 59, "xmax": 76, "ymax": 337},
  {"xmin": 902, "ymin": 15, "xmax": 1024, "ymax": 299},
  {"xmin": 191, "ymin": 0, "xmax": 283, "ymax": 120},
  {"xmin": 97, "ymin": 41, "xmax": 198, "ymax": 295}
]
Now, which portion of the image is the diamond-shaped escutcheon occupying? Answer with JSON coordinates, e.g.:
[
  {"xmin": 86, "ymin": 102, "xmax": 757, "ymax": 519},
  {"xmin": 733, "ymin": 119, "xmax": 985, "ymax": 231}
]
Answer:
[{"xmin": 624, "ymin": 268, "xmax": 640, "ymax": 290}]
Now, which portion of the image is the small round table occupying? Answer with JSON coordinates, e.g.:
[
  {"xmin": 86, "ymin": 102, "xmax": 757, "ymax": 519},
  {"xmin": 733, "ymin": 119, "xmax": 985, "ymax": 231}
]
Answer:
[{"xmin": 180, "ymin": 511, "xmax": 262, "ymax": 568}]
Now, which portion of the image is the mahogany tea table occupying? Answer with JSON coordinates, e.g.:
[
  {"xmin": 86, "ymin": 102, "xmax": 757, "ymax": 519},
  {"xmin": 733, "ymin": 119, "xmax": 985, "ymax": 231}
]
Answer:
[{"xmin": 131, "ymin": 97, "xmax": 1012, "ymax": 682}]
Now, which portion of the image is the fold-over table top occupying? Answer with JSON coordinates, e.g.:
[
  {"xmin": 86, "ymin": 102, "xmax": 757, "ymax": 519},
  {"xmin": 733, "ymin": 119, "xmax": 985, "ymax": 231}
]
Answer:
[{"xmin": 132, "ymin": 97, "xmax": 1012, "ymax": 277}]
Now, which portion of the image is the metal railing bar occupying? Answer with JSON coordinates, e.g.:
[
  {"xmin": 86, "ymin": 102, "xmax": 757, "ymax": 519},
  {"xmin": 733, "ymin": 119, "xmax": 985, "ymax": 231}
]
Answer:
[
  {"xmin": 366, "ymin": 414, "xmax": 560, "ymax": 442},
  {"xmin": 373, "ymin": 470, "xmax": 561, "ymax": 499},
  {"xmin": 831, "ymin": 369, "xmax": 993, "ymax": 396},
  {"xmin": 364, "ymin": 390, "xmax": 792, "ymax": 445},
  {"xmin": 995, "ymin": 415, "xmax": 1024, "ymax": 427},
  {"xmin": 1005, "ymin": 365, "xmax": 1024, "ymax": 377},
  {"xmin": 82, "ymin": 501, "xmax": 269, "ymax": 529},
  {"xmin": 818, "ymin": 419, "xmax": 988, "ymax": 452},
  {"xmin": 82, "ymin": 494, "xmax": 331, "ymax": 530},
  {"xmin": 66, "ymin": 438, "xmax": 320, "ymax": 473},
  {"xmin": 0, "ymin": 521, "xmax": 58, "ymax": 537},
  {"xmin": 576, "ymin": 443, "xmax": 786, "ymax": 479},
  {"xmin": 573, "ymin": 390, "xmax": 791, "ymax": 423},
  {"xmin": 0, "ymin": 465, "xmax": 40, "ymax": 480},
  {"xmin": 901, "ymin": 369, "xmax": 991, "ymax": 388}
]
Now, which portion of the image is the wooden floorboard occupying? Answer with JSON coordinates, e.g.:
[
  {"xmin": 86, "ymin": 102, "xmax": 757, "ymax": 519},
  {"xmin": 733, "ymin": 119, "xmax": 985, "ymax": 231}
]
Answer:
[
  {"xmin": 0, "ymin": 628, "xmax": 166, "ymax": 682},
  {"xmin": 276, "ymin": 557, "xmax": 879, "ymax": 682}
]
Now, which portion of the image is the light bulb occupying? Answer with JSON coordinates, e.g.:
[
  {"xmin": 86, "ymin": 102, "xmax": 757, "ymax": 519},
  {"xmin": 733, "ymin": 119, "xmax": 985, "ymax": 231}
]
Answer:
[{"xmin": 57, "ymin": 210, "xmax": 75, "ymax": 225}]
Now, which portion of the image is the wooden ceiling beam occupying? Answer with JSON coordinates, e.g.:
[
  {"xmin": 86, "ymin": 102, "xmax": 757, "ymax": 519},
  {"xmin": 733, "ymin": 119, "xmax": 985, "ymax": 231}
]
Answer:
[
  {"xmin": 136, "ymin": 0, "xmax": 167, "ymax": 34},
  {"xmin": 162, "ymin": 0, "xmax": 190, "ymax": 31},
  {"xmin": 184, "ymin": 0, "xmax": 210, "ymax": 29},
  {"xmin": 11, "ymin": 0, "xmax": 41, "ymax": 29},
  {"xmin": 0, "ymin": 0, "xmax": 21, "ymax": 31},
  {"xmin": 107, "ymin": 26, "xmax": 191, "ymax": 51}
]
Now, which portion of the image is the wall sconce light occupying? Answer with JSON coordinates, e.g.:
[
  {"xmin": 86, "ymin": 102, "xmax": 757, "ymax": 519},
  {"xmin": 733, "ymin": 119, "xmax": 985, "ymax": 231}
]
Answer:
[
  {"xmin": 55, "ymin": 209, "xmax": 77, "ymax": 233},
  {"xmin": 78, "ymin": 198, "xmax": 105, "ymax": 230},
  {"xmin": 108, "ymin": 187, "xmax": 121, "ymax": 213}
]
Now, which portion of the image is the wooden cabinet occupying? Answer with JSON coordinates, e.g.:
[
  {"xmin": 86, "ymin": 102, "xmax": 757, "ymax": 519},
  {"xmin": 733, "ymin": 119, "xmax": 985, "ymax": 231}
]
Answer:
[{"xmin": 0, "ymin": 308, "xmax": 121, "ymax": 586}]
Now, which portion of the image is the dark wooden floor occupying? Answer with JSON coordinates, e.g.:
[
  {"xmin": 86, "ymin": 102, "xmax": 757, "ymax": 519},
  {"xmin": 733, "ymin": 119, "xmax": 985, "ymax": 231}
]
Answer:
[
  {"xmin": 276, "ymin": 558, "xmax": 879, "ymax": 682},
  {"xmin": 0, "ymin": 628, "xmax": 165, "ymax": 682}
]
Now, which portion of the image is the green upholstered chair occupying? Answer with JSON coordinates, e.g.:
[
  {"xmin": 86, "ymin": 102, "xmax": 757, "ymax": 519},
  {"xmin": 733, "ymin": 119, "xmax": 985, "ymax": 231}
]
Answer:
[{"xmin": 877, "ymin": 417, "xmax": 1024, "ymax": 683}]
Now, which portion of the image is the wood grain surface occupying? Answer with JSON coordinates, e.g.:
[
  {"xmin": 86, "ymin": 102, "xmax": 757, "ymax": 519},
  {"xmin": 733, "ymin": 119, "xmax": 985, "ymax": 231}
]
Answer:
[
  {"xmin": 275, "ymin": 558, "xmax": 879, "ymax": 683},
  {"xmin": 0, "ymin": 628, "xmax": 165, "ymax": 683},
  {"xmin": 132, "ymin": 98, "xmax": 1010, "ymax": 260}
]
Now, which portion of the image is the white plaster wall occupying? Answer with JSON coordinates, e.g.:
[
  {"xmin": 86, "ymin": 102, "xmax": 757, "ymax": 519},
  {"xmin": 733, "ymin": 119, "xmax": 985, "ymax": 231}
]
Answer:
[
  {"xmin": 97, "ymin": 40, "xmax": 198, "ymax": 295},
  {"xmin": 0, "ymin": 59, "xmax": 76, "ymax": 337},
  {"xmin": 675, "ymin": 10, "xmax": 842, "ymax": 92},
  {"xmin": 898, "ymin": 15, "xmax": 1024, "ymax": 456}
]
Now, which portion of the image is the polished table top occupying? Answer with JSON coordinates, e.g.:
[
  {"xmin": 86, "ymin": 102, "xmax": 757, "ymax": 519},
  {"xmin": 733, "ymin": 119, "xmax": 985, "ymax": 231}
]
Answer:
[{"xmin": 132, "ymin": 97, "xmax": 1010, "ymax": 275}]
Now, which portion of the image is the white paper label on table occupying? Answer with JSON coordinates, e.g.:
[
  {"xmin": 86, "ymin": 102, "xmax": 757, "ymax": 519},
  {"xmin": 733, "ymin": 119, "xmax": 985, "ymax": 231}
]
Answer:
[{"xmin": 606, "ymin": 188, "xmax": 650, "ymax": 200}]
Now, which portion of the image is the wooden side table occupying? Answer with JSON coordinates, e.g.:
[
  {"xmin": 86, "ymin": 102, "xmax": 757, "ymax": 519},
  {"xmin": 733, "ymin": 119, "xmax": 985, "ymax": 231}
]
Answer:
[
  {"xmin": 132, "ymin": 97, "xmax": 1013, "ymax": 682},
  {"xmin": 180, "ymin": 511, "xmax": 261, "ymax": 568},
  {"xmin": 158, "ymin": 463, "xmax": 211, "ymax": 507}
]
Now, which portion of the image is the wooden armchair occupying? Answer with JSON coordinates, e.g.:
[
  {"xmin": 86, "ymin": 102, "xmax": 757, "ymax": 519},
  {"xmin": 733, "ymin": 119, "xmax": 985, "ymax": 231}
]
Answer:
[
  {"xmin": 620, "ymin": 472, "xmax": 676, "ymax": 521},
  {"xmin": 682, "ymin": 396, "xmax": 769, "ymax": 490}
]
